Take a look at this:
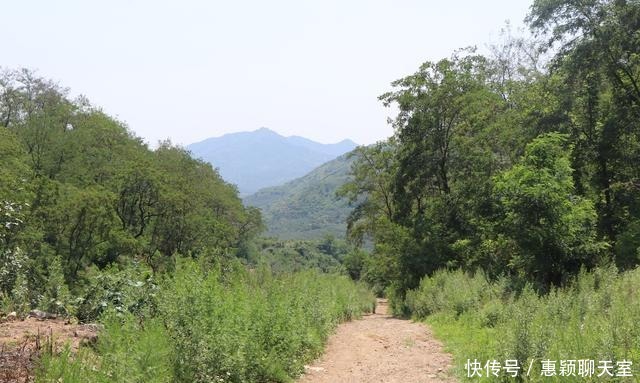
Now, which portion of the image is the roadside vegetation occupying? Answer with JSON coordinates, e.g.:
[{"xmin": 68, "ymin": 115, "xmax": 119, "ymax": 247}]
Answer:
[
  {"xmin": 341, "ymin": 0, "xmax": 639, "ymax": 310},
  {"xmin": 0, "ymin": 68, "xmax": 373, "ymax": 382},
  {"xmin": 36, "ymin": 258, "xmax": 374, "ymax": 383},
  {"xmin": 403, "ymin": 267, "xmax": 640, "ymax": 381},
  {"xmin": 337, "ymin": 0, "xmax": 640, "ymax": 379}
]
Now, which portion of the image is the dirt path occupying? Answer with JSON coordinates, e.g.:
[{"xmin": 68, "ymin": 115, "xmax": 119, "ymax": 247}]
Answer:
[{"xmin": 298, "ymin": 299, "xmax": 455, "ymax": 383}]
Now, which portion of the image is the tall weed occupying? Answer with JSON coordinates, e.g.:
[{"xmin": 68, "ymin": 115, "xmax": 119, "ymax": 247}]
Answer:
[
  {"xmin": 37, "ymin": 259, "xmax": 374, "ymax": 383},
  {"xmin": 405, "ymin": 266, "xmax": 640, "ymax": 382}
]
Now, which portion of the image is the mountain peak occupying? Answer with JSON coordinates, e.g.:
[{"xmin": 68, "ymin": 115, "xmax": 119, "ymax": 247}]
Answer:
[
  {"xmin": 337, "ymin": 138, "xmax": 357, "ymax": 146},
  {"xmin": 187, "ymin": 128, "xmax": 356, "ymax": 195},
  {"xmin": 254, "ymin": 127, "xmax": 280, "ymax": 135}
]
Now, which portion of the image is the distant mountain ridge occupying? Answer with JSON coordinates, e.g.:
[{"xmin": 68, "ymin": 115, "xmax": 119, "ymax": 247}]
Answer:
[
  {"xmin": 285, "ymin": 135, "xmax": 357, "ymax": 157},
  {"xmin": 244, "ymin": 153, "xmax": 356, "ymax": 240},
  {"xmin": 187, "ymin": 128, "xmax": 357, "ymax": 195}
]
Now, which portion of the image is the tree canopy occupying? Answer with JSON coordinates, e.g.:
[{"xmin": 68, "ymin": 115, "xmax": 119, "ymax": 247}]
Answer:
[
  {"xmin": 0, "ymin": 69, "xmax": 263, "ymax": 305},
  {"xmin": 343, "ymin": 0, "xmax": 640, "ymax": 296}
]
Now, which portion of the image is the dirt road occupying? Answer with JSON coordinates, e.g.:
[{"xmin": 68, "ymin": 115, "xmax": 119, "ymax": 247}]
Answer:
[{"xmin": 298, "ymin": 299, "xmax": 456, "ymax": 383}]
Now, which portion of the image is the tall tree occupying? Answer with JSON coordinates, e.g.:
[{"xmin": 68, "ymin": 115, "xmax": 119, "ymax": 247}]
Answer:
[
  {"xmin": 493, "ymin": 133, "xmax": 605, "ymax": 287},
  {"xmin": 528, "ymin": 0, "xmax": 640, "ymax": 253}
]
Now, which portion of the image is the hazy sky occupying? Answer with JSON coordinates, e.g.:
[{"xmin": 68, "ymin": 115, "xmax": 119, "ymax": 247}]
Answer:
[{"xmin": 5, "ymin": 1, "xmax": 533, "ymax": 146}]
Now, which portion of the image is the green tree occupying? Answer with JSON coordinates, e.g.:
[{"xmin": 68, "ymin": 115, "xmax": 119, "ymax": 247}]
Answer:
[
  {"xmin": 0, "ymin": 127, "xmax": 31, "ymax": 251},
  {"xmin": 528, "ymin": 0, "xmax": 640, "ymax": 252},
  {"xmin": 339, "ymin": 141, "xmax": 397, "ymax": 244},
  {"xmin": 1, "ymin": 68, "xmax": 263, "ymax": 292},
  {"xmin": 373, "ymin": 52, "xmax": 508, "ymax": 291},
  {"xmin": 493, "ymin": 132, "xmax": 606, "ymax": 287}
]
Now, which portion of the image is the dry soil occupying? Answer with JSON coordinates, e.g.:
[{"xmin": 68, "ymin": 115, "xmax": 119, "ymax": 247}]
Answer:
[{"xmin": 298, "ymin": 299, "xmax": 456, "ymax": 383}]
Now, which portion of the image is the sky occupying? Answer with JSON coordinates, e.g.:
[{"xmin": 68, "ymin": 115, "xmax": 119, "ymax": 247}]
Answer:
[{"xmin": 4, "ymin": 0, "xmax": 533, "ymax": 146}]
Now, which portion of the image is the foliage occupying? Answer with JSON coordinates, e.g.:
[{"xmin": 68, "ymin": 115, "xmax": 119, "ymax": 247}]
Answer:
[
  {"xmin": 0, "ymin": 247, "xmax": 31, "ymax": 315},
  {"xmin": 337, "ymin": 141, "xmax": 397, "ymax": 247},
  {"xmin": 342, "ymin": 0, "xmax": 640, "ymax": 295},
  {"xmin": 0, "ymin": 127, "xmax": 31, "ymax": 250},
  {"xmin": 9, "ymin": 256, "xmax": 30, "ymax": 315},
  {"xmin": 0, "ymin": 69, "xmax": 263, "ymax": 314},
  {"xmin": 247, "ymin": 236, "xmax": 349, "ymax": 274},
  {"xmin": 528, "ymin": 0, "xmax": 640, "ymax": 243},
  {"xmin": 41, "ymin": 256, "xmax": 72, "ymax": 315},
  {"xmin": 4, "ymin": 0, "xmax": 640, "ymax": 380},
  {"xmin": 615, "ymin": 220, "xmax": 640, "ymax": 269},
  {"xmin": 404, "ymin": 269, "xmax": 501, "ymax": 319},
  {"xmin": 405, "ymin": 267, "xmax": 640, "ymax": 382},
  {"xmin": 491, "ymin": 133, "xmax": 607, "ymax": 287},
  {"xmin": 245, "ymin": 153, "xmax": 355, "ymax": 240},
  {"xmin": 37, "ymin": 260, "xmax": 375, "ymax": 383},
  {"xmin": 343, "ymin": 50, "xmax": 522, "ymax": 295},
  {"xmin": 37, "ymin": 314, "xmax": 174, "ymax": 383},
  {"xmin": 74, "ymin": 263, "xmax": 158, "ymax": 323}
]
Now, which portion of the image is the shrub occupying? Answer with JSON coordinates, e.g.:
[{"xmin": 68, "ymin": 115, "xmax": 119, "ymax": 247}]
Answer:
[
  {"xmin": 74, "ymin": 263, "xmax": 157, "ymax": 322},
  {"xmin": 403, "ymin": 266, "xmax": 640, "ymax": 382},
  {"xmin": 41, "ymin": 256, "xmax": 73, "ymax": 315},
  {"xmin": 37, "ymin": 313, "xmax": 173, "ymax": 383},
  {"xmin": 37, "ymin": 259, "xmax": 375, "ymax": 383},
  {"xmin": 405, "ymin": 269, "xmax": 500, "ymax": 318},
  {"xmin": 159, "ymin": 259, "xmax": 374, "ymax": 382}
]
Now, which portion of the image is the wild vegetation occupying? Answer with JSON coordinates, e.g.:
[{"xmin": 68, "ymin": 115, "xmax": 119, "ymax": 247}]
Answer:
[
  {"xmin": 336, "ymin": 0, "xmax": 640, "ymax": 379},
  {"xmin": 37, "ymin": 259, "xmax": 374, "ymax": 383},
  {"xmin": 1, "ymin": 0, "xmax": 639, "ymax": 381},
  {"xmin": 0, "ymin": 69, "xmax": 373, "ymax": 382},
  {"xmin": 342, "ymin": 0, "xmax": 639, "ymax": 300},
  {"xmin": 405, "ymin": 267, "xmax": 640, "ymax": 382},
  {"xmin": 242, "ymin": 236, "xmax": 352, "ymax": 273},
  {"xmin": 0, "ymin": 71, "xmax": 265, "ymax": 316},
  {"xmin": 244, "ymin": 154, "xmax": 355, "ymax": 240}
]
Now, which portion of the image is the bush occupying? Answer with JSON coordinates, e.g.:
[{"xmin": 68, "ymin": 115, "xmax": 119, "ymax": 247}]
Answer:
[
  {"xmin": 37, "ymin": 313, "xmax": 174, "ymax": 383},
  {"xmin": 74, "ymin": 263, "xmax": 158, "ymax": 322},
  {"xmin": 0, "ymin": 247, "xmax": 31, "ymax": 315},
  {"xmin": 405, "ymin": 269, "xmax": 501, "ymax": 318},
  {"xmin": 160, "ymin": 259, "xmax": 374, "ymax": 382},
  {"xmin": 403, "ymin": 266, "xmax": 640, "ymax": 382},
  {"xmin": 37, "ymin": 259, "xmax": 375, "ymax": 383},
  {"xmin": 41, "ymin": 256, "xmax": 73, "ymax": 315}
]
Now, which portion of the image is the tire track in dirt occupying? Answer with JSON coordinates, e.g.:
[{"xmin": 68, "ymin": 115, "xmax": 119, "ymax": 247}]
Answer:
[{"xmin": 298, "ymin": 299, "xmax": 455, "ymax": 383}]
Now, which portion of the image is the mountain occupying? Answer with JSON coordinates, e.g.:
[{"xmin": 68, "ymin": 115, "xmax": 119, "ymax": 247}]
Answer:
[
  {"xmin": 244, "ymin": 153, "xmax": 356, "ymax": 240},
  {"xmin": 187, "ymin": 128, "xmax": 357, "ymax": 195},
  {"xmin": 285, "ymin": 136, "xmax": 357, "ymax": 157}
]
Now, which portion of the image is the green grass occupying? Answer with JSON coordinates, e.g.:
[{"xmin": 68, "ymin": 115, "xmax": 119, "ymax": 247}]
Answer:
[
  {"xmin": 404, "ymin": 267, "xmax": 640, "ymax": 382},
  {"xmin": 36, "ymin": 259, "xmax": 375, "ymax": 383},
  {"xmin": 427, "ymin": 312, "xmax": 499, "ymax": 382}
]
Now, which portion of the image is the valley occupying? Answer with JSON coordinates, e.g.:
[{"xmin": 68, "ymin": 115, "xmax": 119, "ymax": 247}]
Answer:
[{"xmin": 2, "ymin": 0, "xmax": 640, "ymax": 382}]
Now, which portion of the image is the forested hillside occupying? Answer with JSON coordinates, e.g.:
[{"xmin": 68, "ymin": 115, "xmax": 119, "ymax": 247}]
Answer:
[
  {"xmin": 337, "ymin": 1, "xmax": 640, "ymax": 379},
  {"xmin": 244, "ymin": 153, "xmax": 355, "ymax": 239},
  {"xmin": 0, "ymin": 69, "xmax": 263, "ymax": 314},
  {"xmin": 342, "ymin": 1, "xmax": 640, "ymax": 296},
  {"xmin": 0, "ymin": 70, "xmax": 374, "ymax": 382}
]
